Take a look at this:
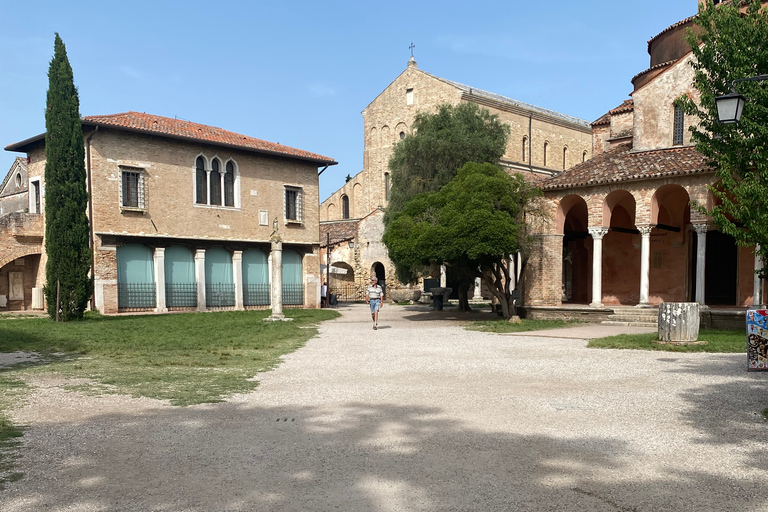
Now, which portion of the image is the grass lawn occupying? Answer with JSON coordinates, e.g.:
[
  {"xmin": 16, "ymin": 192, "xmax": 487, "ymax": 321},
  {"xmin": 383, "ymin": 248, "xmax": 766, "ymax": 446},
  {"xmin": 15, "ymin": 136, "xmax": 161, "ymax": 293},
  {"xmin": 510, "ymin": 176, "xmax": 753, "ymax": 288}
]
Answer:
[
  {"xmin": 588, "ymin": 329, "xmax": 746, "ymax": 353},
  {"xmin": 0, "ymin": 309, "xmax": 339, "ymax": 406},
  {"xmin": 0, "ymin": 308, "xmax": 339, "ymax": 489},
  {"xmin": 466, "ymin": 318, "xmax": 583, "ymax": 333}
]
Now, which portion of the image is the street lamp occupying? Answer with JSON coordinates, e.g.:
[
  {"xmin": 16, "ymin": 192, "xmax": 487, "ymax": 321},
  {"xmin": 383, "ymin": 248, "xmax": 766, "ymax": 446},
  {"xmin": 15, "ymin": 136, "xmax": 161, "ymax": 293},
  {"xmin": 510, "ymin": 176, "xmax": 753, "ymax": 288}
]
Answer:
[{"xmin": 715, "ymin": 74, "xmax": 768, "ymax": 123}]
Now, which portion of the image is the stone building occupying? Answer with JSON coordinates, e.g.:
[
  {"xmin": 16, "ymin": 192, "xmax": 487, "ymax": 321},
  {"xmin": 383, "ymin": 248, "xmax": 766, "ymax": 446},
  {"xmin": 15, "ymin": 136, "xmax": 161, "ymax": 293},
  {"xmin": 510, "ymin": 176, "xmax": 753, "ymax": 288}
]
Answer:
[
  {"xmin": 523, "ymin": 0, "xmax": 767, "ymax": 320},
  {"xmin": 3, "ymin": 112, "xmax": 335, "ymax": 313},
  {"xmin": 321, "ymin": 57, "xmax": 592, "ymax": 297}
]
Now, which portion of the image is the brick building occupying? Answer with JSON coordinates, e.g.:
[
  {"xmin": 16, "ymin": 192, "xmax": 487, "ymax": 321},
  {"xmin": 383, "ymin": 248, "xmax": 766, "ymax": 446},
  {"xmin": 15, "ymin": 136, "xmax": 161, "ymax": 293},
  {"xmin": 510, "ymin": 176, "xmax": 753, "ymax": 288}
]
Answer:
[
  {"xmin": 523, "ymin": 0, "xmax": 767, "ymax": 316},
  {"xmin": 3, "ymin": 112, "xmax": 335, "ymax": 313},
  {"xmin": 321, "ymin": 57, "xmax": 592, "ymax": 298}
]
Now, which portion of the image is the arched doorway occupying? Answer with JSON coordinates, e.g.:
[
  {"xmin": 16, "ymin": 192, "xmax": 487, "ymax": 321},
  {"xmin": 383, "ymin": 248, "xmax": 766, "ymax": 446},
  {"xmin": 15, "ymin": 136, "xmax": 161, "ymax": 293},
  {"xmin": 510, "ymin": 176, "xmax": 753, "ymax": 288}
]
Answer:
[
  {"xmin": 557, "ymin": 195, "xmax": 590, "ymax": 304},
  {"xmin": 372, "ymin": 262, "xmax": 385, "ymax": 298},
  {"xmin": 602, "ymin": 190, "xmax": 639, "ymax": 305},
  {"xmin": 650, "ymin": 185, "xmax": 691, "ymax": 303}
]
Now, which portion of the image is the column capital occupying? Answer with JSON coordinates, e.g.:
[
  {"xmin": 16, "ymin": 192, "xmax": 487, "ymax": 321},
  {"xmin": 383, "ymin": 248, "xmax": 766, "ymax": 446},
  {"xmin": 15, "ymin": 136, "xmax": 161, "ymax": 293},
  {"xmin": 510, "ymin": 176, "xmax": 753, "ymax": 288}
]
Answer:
[
  {"xmin": 637, "ymin": 225, "xmax": 654, "ymax": 236},
  {"xmin": 693, "ymin": 223, "xmax": 708, "ymax": 235},
  {"xmin": 588, "ymin": 227, "xmax": 609, "ymax": 240}
]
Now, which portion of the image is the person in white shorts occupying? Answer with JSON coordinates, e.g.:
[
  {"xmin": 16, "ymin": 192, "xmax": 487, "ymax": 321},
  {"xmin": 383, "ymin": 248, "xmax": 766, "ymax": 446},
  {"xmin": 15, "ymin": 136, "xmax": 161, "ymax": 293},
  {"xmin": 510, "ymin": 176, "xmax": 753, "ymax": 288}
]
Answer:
[{"xmin": 366, "ymin": 277, "xmax": 383, "ymax": 330}]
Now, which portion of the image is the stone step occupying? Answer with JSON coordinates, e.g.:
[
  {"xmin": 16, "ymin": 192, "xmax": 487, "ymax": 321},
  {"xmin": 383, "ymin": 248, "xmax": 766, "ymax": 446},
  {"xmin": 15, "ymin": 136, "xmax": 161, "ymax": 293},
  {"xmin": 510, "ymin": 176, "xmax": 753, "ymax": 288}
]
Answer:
[
  {"xmin": 608, "ymin": 315, "xmax": 658, "ymax": 322},
  {"xmin": 601, "ymin": 321, "xmax": 658, "ymax": 327}
]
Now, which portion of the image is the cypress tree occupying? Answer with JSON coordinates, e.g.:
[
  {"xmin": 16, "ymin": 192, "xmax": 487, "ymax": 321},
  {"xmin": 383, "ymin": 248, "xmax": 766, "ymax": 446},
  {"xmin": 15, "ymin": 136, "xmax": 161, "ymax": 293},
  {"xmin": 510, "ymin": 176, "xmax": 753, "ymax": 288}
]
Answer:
[{"xmin": 44, "ymin": 33, "xmax": 92, "ymax": 321}]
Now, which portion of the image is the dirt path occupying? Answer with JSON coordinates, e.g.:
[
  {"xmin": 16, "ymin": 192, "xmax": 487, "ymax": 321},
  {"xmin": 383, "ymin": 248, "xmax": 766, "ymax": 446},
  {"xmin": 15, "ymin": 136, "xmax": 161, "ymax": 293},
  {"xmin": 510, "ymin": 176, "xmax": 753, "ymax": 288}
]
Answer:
[{"xmin": 1, "ymin": 304, "xmax": 767, "ymax": 511}]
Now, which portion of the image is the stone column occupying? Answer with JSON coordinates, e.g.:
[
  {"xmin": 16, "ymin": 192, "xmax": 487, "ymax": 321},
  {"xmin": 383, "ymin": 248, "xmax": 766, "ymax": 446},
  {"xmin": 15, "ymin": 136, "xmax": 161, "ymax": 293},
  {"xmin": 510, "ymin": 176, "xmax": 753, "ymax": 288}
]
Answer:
[
  {"xmin": 637, "ymin": 225, "xmax": 653, "ymax": 307},
  {"xmin": 267, "ymin": 221, "xmax": 286, "ymax": 321},
  {"xmin": 154, "ymin": 247, "xmax": 167, "ymax": 313},
  {"xmin": 588, "ymin": 227, "xmax": 609, "ymax": 308},
  {"xmin": 233, "ymin": 250, "xmax": 244, "ymax": 311},
  {"xmin": 694, "ymin": 224, "xmax": 707, "ymax": 306},
  {"xmin": 754, "ymin": 245, "xmax": 764, "ymax": 306},
  {"xmin": 195, "ymin": 249, "xmax": 206, "ymax": 311},
  {"xmin": 473, "ymin": 277, "xmax": 482, "ymax": 300}
]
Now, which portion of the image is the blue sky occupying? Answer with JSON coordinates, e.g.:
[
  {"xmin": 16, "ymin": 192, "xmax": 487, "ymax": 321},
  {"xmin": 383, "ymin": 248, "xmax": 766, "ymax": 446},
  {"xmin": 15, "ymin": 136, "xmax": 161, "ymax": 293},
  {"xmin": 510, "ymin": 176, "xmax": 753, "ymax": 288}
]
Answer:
[{"xmin": 0, "ymin": 0, "xmax": 694, "ymax": 201}]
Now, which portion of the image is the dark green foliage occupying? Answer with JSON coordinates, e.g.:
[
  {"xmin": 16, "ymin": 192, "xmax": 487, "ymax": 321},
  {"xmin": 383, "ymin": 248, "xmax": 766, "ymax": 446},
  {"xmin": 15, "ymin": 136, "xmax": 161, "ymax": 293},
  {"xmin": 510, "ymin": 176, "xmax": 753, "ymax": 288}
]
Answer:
[
  {"xmin": 43, "ymin": 34, "xmax": 92, "ymax": 320},
  {"xmin": 383, "ymin": 163, "xmax": 541, "ymax": 317},
  {"xmin": 681, "ymin": 1, "xmax": 768, "ymax": 272},
  {"xmin": 385, "ymin": 102, "xmax": 510, "ymax": 225}
]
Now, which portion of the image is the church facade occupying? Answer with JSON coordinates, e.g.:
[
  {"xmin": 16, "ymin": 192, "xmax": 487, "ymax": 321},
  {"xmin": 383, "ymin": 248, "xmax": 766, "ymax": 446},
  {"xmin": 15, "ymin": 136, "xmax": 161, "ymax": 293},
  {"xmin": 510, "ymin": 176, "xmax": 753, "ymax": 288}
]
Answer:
[
  {"xmin": 321, "ymin": 57, "xmax": 592, "ymax": 296},
  {"xmin": 522, "ymin": 0, "xmax": 767, "ymax": 319}
]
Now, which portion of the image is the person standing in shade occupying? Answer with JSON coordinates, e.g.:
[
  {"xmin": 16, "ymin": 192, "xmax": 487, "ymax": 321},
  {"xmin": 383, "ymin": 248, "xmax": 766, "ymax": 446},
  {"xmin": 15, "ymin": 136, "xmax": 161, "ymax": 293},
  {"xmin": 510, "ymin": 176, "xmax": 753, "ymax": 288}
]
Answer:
[{"xmin": 366, "ymin": 276, "xmax": 383, "ymax": 330}]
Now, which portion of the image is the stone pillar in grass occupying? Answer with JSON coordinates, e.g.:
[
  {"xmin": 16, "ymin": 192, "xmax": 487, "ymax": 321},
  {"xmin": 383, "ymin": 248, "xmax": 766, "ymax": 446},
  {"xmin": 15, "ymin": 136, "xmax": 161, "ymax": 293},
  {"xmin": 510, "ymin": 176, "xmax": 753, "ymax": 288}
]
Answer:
[
  {"xmin": 154, "ymin": 247, "xmax": 167, "ymax": 313},
  {"xmin": 233, "ymin": 250, "xmax": 244, "ymax": 311},
  {"xmin": 658, "ymin": 302, "xmax": 700, "ymax": 342},
  {"xmin": 195, "ymin": 249, "xmax": 206, "ymax": 311},
  {"xmin": 266, "ymin": 219, "xmax": 291, "ymax": 322}
]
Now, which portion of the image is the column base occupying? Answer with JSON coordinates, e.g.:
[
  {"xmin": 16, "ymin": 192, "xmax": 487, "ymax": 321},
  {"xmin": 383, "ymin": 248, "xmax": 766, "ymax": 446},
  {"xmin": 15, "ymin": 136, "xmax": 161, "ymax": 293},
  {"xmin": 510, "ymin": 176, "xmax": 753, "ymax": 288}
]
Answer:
[
  {"xmin": 635, "ymin": 303, "xmax": 652, "ymax": 309},
  {"xmin": 589, "ymin": 302, "xmax": 604, "ymax": 308},
  {"xmin": 154, "ymin": 307, "xmax": 168, "ymax": 313},
  {"xmin": 263, "ymin": 314, "xmax": 293, "ymax": 322}
]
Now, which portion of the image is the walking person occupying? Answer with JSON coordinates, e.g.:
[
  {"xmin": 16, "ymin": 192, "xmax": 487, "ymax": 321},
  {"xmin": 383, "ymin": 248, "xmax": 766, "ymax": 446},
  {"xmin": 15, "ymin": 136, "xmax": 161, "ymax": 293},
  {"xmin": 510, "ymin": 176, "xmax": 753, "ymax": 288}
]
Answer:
[{"xmin": 366, "ymin": 277, "xmax": 383, "ymax": 330}]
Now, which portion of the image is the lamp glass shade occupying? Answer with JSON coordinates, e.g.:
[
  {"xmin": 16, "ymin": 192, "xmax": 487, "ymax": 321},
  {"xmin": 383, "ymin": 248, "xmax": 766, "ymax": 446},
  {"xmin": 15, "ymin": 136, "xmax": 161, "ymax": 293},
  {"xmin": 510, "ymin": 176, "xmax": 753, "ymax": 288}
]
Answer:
[{"xmin": 715, "ymin": 93, "xmax": 746, "ymax": 123}]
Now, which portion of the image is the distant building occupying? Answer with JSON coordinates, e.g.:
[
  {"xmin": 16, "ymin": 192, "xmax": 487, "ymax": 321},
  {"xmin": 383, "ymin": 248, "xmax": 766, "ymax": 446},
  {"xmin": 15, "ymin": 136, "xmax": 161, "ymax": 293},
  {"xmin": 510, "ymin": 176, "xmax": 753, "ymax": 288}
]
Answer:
[
  {"xmin": 3, "ymin": 112, "xmax": 335, "ymax": 312},
  {"xmin": 523, "ymin": 0, "xmax": 767, "ymax": 317},
  {"xmin": 321, "ymin": 57, "xmax": 592, "ymax": 298}
]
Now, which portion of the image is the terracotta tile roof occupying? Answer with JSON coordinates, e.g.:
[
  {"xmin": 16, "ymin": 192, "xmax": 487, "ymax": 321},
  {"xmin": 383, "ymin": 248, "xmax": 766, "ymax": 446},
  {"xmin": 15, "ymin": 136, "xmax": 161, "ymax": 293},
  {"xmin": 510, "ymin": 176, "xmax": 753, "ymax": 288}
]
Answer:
[
  {"xmin": 540, "ymin": 143, "xmax": 712, "ymax": 191},
  {"xmin": 5, "ymin": 112, "xmax": 336, "ymax": 166},
  {"xmin": 592, "ymin": 113, "xmax": 610, "ymax": 127},
  {"xmin": 610, "ymin": 99, "xmax": 634, "ymax": 115},
  {"xmin": 320, "ymin": 220, "xmax": 359, "ymax": 247},
  {"xmin": 82, "ymin": 112, "xmax": 336, "ymax": 165},
  {"xmin": 631, "ymin": 60, "xmax": 675, "ymax": 86},
  {"xmin": 592, "ymin": 99, "xmax": 633, "ymax": 127}
]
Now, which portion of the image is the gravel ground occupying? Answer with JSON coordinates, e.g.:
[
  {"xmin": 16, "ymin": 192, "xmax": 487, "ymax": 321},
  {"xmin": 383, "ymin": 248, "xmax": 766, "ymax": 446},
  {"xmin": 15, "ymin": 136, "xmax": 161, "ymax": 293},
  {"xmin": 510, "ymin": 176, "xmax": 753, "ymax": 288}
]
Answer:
[{"xmin": 1, "ymin": 304, "xmax": 768, "ymax": 511}]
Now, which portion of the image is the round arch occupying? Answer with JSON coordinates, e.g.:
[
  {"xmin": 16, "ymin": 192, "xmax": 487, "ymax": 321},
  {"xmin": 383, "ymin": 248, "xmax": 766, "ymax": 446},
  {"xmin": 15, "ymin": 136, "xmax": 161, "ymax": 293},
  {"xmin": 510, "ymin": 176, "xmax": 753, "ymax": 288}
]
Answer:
[{"xmin": 603, "ymin": 190, "xmax": 637, "ymax": 229}]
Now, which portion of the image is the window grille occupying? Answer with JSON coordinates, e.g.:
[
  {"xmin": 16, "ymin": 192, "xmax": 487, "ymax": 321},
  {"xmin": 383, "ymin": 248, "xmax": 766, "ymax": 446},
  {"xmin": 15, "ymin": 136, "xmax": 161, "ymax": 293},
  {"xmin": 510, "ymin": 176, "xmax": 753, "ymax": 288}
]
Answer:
[
  {"xmin": 120, "ymin": 166, "xmax": 145, "ymax": 210},
  {"xmin": 673, "ymin": 105, "xmax": 685, "ymax": 145},
  {"xmin": 285, "ymin": 186, "xmax": 302, "ymax": 222}
]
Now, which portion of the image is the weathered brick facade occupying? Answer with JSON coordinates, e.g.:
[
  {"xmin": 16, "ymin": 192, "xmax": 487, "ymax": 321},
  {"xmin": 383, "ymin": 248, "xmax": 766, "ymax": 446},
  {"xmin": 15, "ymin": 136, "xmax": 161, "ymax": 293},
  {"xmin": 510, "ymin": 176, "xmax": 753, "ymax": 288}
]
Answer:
[
  {"xmin": 525, "ymin": 0, "xmax": 768, "ymax": 309},
  {"xmin": 321, "ymin": 58, "xmax": 592, "ymax": 293},
  {"xmin": 5, "ymin": 112, "xmax": 334, "ymax": 313}
]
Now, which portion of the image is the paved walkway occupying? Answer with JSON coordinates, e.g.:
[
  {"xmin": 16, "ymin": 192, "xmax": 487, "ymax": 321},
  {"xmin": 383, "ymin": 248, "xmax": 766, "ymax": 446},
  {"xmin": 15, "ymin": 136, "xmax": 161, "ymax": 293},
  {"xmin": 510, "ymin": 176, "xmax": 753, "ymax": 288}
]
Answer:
[{"xmin": 2, "ymin": 304, "xmax": 767, "ymax": 511}]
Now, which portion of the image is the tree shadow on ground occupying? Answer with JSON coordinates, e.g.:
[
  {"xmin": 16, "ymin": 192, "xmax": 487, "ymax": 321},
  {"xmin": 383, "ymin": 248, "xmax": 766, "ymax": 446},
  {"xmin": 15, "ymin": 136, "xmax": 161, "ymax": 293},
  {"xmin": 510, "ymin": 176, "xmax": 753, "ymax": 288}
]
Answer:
[
  {"xmin": 663, "ymin": 355, "xmax": 768, "ymax": 474},
  {"xmin": 1, "ymin": 400, "xmax": 765, "ymax": 512}
]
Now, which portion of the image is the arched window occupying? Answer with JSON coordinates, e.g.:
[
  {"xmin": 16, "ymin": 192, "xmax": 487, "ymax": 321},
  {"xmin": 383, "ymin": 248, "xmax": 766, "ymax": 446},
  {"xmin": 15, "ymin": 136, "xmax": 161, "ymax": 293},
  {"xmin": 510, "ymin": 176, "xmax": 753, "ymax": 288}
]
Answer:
[
  {"xmin": 582, "ymin": 150, "xmax": 587, "ymax": 163},
  {"xmin": 195, "ymin": 156, "xmax": 207, "ymax": 204},
  {"xmin": 543, "ymin": 142, "xmax": 549, "ymax": 167},
  {"xmin": 342, "ymin": 195, "xmax": 350, "ymax": 219},
  {"xmin": 522, "ymin": 137, "xmax": 528, "ymax": 162},
  {"xmin": 563, "ymin": 147, "xmax": 568, "ymax": 170},
  {"xmin": 224, "ymin": 161, "xmax": 235, "ymax": 207},
  {"xmin": 209, "ymin": 158, "xmax": 221, "ymax": 206},
  {"xmin": 384, "ymin": 172, "xmax": 391, "ymax": 201}
]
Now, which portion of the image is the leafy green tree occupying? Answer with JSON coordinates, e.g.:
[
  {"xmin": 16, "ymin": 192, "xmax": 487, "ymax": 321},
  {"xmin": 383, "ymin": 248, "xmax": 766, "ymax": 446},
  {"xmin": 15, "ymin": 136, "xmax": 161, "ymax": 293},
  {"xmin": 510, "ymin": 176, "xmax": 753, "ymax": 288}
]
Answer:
[
  {"xmin": 681, "ymin": 0, "xmax": 768, "ymax": 272},
  {"xmin": 383, "ymin": 163, "xmax": 541, "ymax": 317},
  {"xmin": 385, "ymin": 102, "xmax": 510, "ymax": 224},
  {"xmin": 44, "ymin": 33, "xmax": 92, "ymax": 320}
]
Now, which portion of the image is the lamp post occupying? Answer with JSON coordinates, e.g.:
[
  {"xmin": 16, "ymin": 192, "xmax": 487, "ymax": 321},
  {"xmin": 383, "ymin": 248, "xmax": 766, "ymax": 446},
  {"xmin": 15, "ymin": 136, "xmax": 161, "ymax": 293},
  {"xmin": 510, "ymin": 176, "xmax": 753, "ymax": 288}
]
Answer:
[{"xmin": 715, "ymin": 74, "xmax": 768, "ymax": 123}]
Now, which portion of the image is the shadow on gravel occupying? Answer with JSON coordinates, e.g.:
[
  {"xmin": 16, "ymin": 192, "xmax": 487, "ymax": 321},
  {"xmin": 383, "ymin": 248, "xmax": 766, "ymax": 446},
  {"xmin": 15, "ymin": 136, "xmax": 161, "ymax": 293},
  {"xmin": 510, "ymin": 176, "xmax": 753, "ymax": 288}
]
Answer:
[
  {"xmin": 2, "ymin": 401, "xmax": 765, "ymax": 512},
  {"xmin": 399, "ymin": 305, "xmax": 498, "ymax": 323},
  {"xmin": 663, "ymin": 355, "xmax": 768, "ymax": 474}
]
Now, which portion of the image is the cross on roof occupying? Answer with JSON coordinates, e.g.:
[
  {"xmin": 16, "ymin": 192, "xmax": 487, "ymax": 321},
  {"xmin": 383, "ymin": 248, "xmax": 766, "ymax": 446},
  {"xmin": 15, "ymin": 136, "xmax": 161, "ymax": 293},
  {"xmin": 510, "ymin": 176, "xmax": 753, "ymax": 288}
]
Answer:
[{"xmin": 409, "ymin": 42, "xmax": 415, "ymax": 58}]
